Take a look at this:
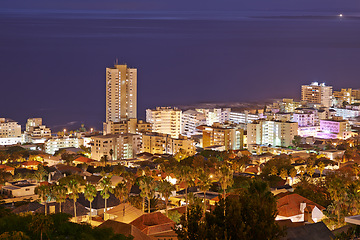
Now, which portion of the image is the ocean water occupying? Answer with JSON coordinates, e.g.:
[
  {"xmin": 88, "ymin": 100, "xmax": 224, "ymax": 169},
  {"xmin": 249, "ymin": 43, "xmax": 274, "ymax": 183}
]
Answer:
[{"xmin": 0, "ymin": 9, "xmax": 359, "ymax": 131}]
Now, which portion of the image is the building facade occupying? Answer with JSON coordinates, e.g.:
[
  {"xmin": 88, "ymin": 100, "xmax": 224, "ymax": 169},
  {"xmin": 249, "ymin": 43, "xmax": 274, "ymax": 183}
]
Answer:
[
  {"xmin": 247, "ymin": 120, "xmax": 298, "ymax": 148},
  {"xmin": 141, "ymin": 133, "xmax": 195, "ymax": 155},
  {"xmin": 146, "ymin": 107, "xmax": 182, "ymax": 138},
  {"xmin": 301, "ymin": 82, "xmax": 333, "ymax": 108},
  {"xmin": 106, "ymin": 64, "xmax": 137, "ymax": 122}
]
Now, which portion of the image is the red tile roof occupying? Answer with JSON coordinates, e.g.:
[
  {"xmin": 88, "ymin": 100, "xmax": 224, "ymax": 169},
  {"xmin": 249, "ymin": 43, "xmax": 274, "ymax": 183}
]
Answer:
[
  {"xmin": 0, "ymin": 165, "xmax": 14, "ymax": 171},
  {"xmin": 22, "ymin": 161, "xmax": 41, "ymax": 166},
  {"xmin": 277, "ymin": 193, "xmax": 325, "ymax": 217},
  {"xmin": 74, "ymin": 156, "xmax": 95, "ymax": 164},
  {"xmin": 130, "ymin": 212, "xmax": 175, "ymax": 235}
]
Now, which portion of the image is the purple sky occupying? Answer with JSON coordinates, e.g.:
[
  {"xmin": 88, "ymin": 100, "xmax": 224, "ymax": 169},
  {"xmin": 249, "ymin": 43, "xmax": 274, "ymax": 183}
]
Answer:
[{"xmin": 1, "ymin": 1, "xmax": 360, "ymax": 131}]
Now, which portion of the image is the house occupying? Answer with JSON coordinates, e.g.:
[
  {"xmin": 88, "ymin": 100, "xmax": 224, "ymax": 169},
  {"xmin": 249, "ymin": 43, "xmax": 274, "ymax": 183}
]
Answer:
[
  {"xmin": 2, "ymin": 180, "xmax": 37, "ymax": 197},
  {"xmin": 73, "ymin": 156, "xmax": 97, "ymax": 166},
  {"xmin": 106, "ymin": 203, "xmax": 144, "ymax": 223},
  {"xmin": 21, "ymin": 161, "xmax": 41, "ymax": 170},
  {"xmin": 98, "ymin": 220, "xmax": 152, "ymax": 240},
  {"xmin": 276, "ymin": 193, "xmax": 325, "ymax": 223},
  {"xmin": 130, "ymin": 212, "xmax": 176, "ymax": 239},
  {"xmin": 281, "ymin": 222, "xmax": 334, "ymax": 240}
]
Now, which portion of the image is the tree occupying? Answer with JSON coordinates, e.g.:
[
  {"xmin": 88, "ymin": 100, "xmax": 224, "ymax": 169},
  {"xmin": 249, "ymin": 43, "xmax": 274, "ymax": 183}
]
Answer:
[
  {"xmin": 61, "ymin": 153, "xmax": 75, "ymax": 166},
  {"xmin": 100, "ymin": 155, "xmax": 108, "ymax": 167},
  {"xmin": 99, "ymin": 175, "xmax": 113, "ymax": 215},
  {"xmin": 138, "ymin": 175, "xmax": 155, "ymax": 213},
  {"xmin": 157, "ymin": 180, "xmax": 176, "ymax": 217},
  {"xmin": 35, "ymin": 185, "xmax": 52, "ymax": 215},
  {"xmin": 299, "ymin": 166, "xmax": 306, "ymax": 177},
  {"xmin": 33, "ymin": 165, "xmax": 47, "ymax": 183},
  {"xmin": 64, "ymin": 178, "xmax": 81, "ymax": 220},
  {"xmin": 28, "ymin": 214, "xmax": 53, "ymax": 240},
  {"xmin": 318, "ymin": 162, "xmax": 326, "ymax": 177},
  {"xmin": 307, "ymin": 165, "xmax": 315, "ymax": 179},
  {"xmin": 292, "ymin": 135, "xmax": 302, "ymax": 147},
  {"xmin": 197, "ymin": 170, "xmax": 212, "ymax": 216},
  {"xmin": 84, "ymin": 183, "xmax": 97, "ymax": 224},
  {"xmin": 289, "ymin": 168, "xmax": 297, "ymax": 185},
  {"xmin": 114, "ymin": 181, "xmax": 129, "ymax": 217},
  {"xmin": 176, "ymin": 165, "xmax": 195, "ymax": 220},
  {"xmin": 270, "ymin": 166, "xmax": 278, "ymax": 176},
  {"xmin": 216, "ymin": 164, "xmax": 233, "ymax": 199},
  {"xmin": 109, "ymin": 149, "xmax": 114, "ymax": 161},
  {"xmin": 53, "ymin": 184, "xmax": 67, "ymax": 213},
  {"xmin": 176, "ymin": 180, "xmax": 284, "ymax": 240},
  {"xmin": 352, "ymin": 163, "xmax": 360, "ymax": 179},
  {"xmin": 279, "ymin": 168, "xmax": 288, "ymax": 180}
]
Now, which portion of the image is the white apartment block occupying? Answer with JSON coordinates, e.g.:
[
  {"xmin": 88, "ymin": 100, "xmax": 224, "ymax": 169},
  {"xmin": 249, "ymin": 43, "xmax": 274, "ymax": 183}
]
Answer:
[
  {"xmin": 181, "ymin": 109, "xmax": 206, "ymax": 137},
  {"xmin": 331, "ymin": 108, "xmax": 360, "ymax": 120},
  {"xmin": 228, "ymin": 110, "xmax": 259, "ymax": 124},
  {"xmin": 301, "ymin": 82, "xmax": 333, "ymax": 108},
  {"xmin": 45, "ymin": 137, "xmax": 82, "ymax": 155},
  {"xmin": 247, "ymin": 120, "xmax": 298, "ymax": 148},
  {"xmin": 146, "ymin": 107, "xmax": 182, "ymax": 138},
  {"xmin": 106, "ymin": 64, "xmax": 137, "ymax": 122}
]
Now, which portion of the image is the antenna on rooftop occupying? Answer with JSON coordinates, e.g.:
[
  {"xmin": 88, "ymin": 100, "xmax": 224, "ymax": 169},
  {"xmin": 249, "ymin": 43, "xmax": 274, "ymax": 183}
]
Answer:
[{"xmin": 115, "ymin": 58, "xmax": 119, "ymax": 65}]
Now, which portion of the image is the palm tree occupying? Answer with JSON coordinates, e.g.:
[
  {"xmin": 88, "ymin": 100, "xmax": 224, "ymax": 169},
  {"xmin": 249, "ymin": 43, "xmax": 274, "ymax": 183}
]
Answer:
[
  {"xmin": 99, "ymin": 175, "xmax": 113, "ymax": 215},
  {"xmin": 29, "ymin": 214, "xmax": 53, "ymax": 240},
  {"xmin": 307, "ymin": 165, "xmax": 315, "ymax": 179},
  {"xmin": 114, "ymin": 181, "xmax": 129, "ymax": 217},
  {"xmin": 197, "ymin": 170, "xmax": 212, "ymax": 215},
  {"xmin": 216, "ymin": 164, "xmax": 233, "ymax": 199},
  {"xmin": 157, "ymin": 180, "xmax": 176, "ymax": 217},
  {"xmin": 288, "ymin": 167, "xmax": 295, "ymax": 183},
  {"xmin": 35, "ymin": 185, "xmax": 52, "ymax": 215},
  {"xmin": 299, "ymin": 166, "xmax": 305, "ymax": 178},
  {"xmin": 66, "ymin": 178, "xmax": 81, "ymax": 220},
  {"xmin": 352, "ymin": 163, "xmax": 360, "ymax": 179},
  {"xmin": 317, "ymin": 162, "xmax": 326, "ymax": 177},
  {"xmin": 100, "ymin": 155, "xmax": 108, "ymax": 167},
  {"xmin": 53, "ymin": 184, "xmax": 67, "ymax": 213},
  {"xmin": 175, "ymin": 165, "xmax": 194, "ymax": 220},
  {"xmin": 109, "ymin": 149, "xmax": 114, "ymax": 161},
  {"xmin": 138, "ymin": 175, "xmax": 154, "ymax": 213},
  {"xmin": 270, "ymin": 166, "xmax": 278, "ymax": 176},
  {"xmin": 279, "ymin": 168, "xmax": 288, "ymax": 180},
  {"xmin": 84, "ymin": 183, "xmax": 97, "ymax": 224}
]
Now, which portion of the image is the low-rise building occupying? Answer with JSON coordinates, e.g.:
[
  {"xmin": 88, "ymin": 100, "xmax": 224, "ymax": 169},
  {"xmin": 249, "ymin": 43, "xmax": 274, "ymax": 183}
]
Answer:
[
  {"xmin": 142, "ymin": 133, "xmax": 195, "ymax": 155},
  {"xmin": 103, "ymin": 119, "xmax": 151, "ymax": 135},
  {"xmin": 45, "ymin": 137, "xmax": 83, "ymax": 155},
  {"xmin": 146, "ymin": 107, "xmax": 182, "ymax": 138}
]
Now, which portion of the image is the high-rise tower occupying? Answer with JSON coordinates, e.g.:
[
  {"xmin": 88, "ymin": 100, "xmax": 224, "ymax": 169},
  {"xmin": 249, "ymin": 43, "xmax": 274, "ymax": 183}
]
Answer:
[
  {"xmin": 301, "ymin": 82, "xmax": 332, "ymax": 108},
  {"xmin": 106, "ymin": 64, "xmax": 137, "ymax": 122}
]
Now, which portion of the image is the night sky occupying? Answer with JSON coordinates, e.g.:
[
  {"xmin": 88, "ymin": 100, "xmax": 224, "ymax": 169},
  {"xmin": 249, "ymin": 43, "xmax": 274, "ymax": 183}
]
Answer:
[{"xmin": 1, "ymin": 0, "xmax": 360, "ymax": 131}]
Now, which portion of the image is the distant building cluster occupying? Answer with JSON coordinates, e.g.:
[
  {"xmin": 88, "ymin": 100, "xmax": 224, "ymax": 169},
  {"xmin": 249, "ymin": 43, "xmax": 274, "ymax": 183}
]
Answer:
[{"xmin": 2, "ymin": 65, "xmax": 360, "ymax": 163}]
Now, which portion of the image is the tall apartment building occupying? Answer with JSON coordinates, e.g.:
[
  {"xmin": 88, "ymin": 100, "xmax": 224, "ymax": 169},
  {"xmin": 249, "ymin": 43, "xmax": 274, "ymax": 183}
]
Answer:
[
  {"xmin": 106, "ymin": 64, "xmax": 137, "ymax": 122},
  {"xmin": 228, "ymin": 110, "xmax": 259, "ymax": 124},
  {"xmin": 103, "ymin": 119, "xmax": 151, "ymax": 135},
  {"xmin": 301, "ymin": 82, "xmax": 333, "ymax": 108},
  {"xmin": 247, "ymin": 120, "xmax": 298, "ymax": 148},
  {"xmin": 91, "ymin": 134, "xmax": 141, "ymax": 161},
  {"xmin": 146, "ymin": 107, "xmax": 182, "ymax": 138},
  {"xmin": 141, "ymin": 133, "xmax": 195, "ymax": 155}
]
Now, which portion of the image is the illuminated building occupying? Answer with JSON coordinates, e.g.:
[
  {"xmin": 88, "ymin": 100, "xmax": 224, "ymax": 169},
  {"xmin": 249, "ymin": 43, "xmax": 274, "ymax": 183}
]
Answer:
[
  {"xmin": 103, "ymin": 119, "xmax": 151, "ymax": 135},
  {"xmin": 106, "ymin": 64, "xmax": 137, "ymax": 122},
  {"xmin": 91, "ymin": 134, "xmax": 141, "ymax": 161},
  {"xmin": 247, "ymin": 120, "xmax": 298, "ymax": 148},
  {"xmin": 317, "ymin": 117, "xmax": 351, "ymax": 139},
  {"xmin": 45, "ymin": 137, "xmax": 82, "ymax": 155},
  {"xmin": 141, "ymin": 133, "xmax": 195, "ymax": 155},
  {"xmin": 228, "ymin": 110, "xmax": 259, "ymax": 124},
  {"xmin": 181, "ymin": 109, "xmax": 206, "ymax": 137},
  {"xmin": 197, "ymin": 123, "xmax": 244, "ymax": 150},
  {"xmin": 24, "ymin": 118, "xmax": 51, "ymax": 143},
  {"xmin": 146, "ymin": 107, "xmax": 182, "ymax": 138},
  {"xmin": 0, "ymin": 118, "xmax": 22, "ymax": 145},
  {"xmin": 301, "ymin": 82, "xmax": 333, "ymax": 108}
]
